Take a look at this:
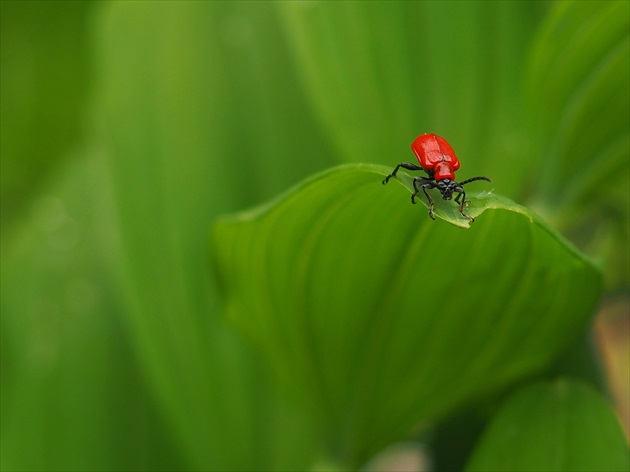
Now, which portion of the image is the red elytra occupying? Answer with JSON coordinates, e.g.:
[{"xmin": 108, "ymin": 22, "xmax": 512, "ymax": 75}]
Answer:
[{"xmin": 411, "ymin": 133, "xmax": 460, "ymax": 180}]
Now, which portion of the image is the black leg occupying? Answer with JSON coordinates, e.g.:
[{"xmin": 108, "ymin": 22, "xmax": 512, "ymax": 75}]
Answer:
[
  {"xmin": 422, "ymin": 187, "xmax": 436, "ymax": 220},
  {"xmin": 456, "ymin": 191, "xmax": 474, "ymax": 222},
  {"xmin": 383, "ymin": 163, "xmax": 423, "ymax": 184},
  {"xmin": 411, "ymin": 178, "xmax": 420, "ymax": 203},
  {"xmin": 412, "ymin": 177, "xmax": 436, "ymax": 220},
  {"xmin": 455, "ymin": 191, "xmax": 468, "ymax": 206}
]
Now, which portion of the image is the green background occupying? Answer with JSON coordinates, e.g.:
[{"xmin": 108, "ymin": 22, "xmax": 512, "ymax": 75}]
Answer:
[{"xmin": 2, "ymin": 1, "xmax": 628, "ymax": 470}]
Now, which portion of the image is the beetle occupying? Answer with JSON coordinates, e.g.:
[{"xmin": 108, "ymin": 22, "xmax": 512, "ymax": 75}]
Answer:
[{"xmin": 382, "ymin": 133, "xmax": 492, "ymax": 222}]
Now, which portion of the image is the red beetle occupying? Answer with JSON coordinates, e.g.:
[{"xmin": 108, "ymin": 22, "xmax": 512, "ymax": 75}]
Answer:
[{"xmin": 383, "ymin": 133, "xmax": 491, "ymax": 222}]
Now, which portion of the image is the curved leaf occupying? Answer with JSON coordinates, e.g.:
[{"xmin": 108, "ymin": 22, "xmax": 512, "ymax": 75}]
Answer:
[
  {"xmin": 466, "ymin": 379, "xmax": 630, "ymax": 472},
  {"xmin": 211, "ymin": 164, "xmax": 602, "ymax": 467}
]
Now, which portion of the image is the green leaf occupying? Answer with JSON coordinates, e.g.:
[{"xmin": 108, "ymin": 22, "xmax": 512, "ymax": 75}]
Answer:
[
  {"xmin": 465, "ymin": 379, "xmax": 630, "ymax": 472},
  {"xmin": 212, "ymin": 164, "xmax": 602, "ymax": 467},
  {"xmin": 1, "ymin": 156, "xmax": 186, "ymax": 471},
  {"xmin": 93, "ymin": 2, "xmax": 322, "ymax": 469},
  {"xmin": 527, "ymin": 1, "xmax": 629, "ymax": 205},
  {"xmin": 278, "ymin": 2, "xmax": 543, "ymax": 191},
  {"xmin": 278, "ymin": 2, "xmax": 542, "ymax": 185},
  {"xmin": 526, "ymin": 1, "xmax": 630, "ymax": 287}
]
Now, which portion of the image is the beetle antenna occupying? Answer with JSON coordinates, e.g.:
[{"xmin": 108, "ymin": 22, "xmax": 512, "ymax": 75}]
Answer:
[{"xmin": 459, "ymin": 176, "xmax": 492, "ymax": 186}]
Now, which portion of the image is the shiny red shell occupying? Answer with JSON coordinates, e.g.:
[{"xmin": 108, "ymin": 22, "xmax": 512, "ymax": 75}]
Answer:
[{"xmin": 411, "ymin": 133, "xmax": 461, "ymax": 180}]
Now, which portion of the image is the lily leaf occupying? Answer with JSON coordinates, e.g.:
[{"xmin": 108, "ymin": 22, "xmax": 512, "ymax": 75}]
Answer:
[
  {"xmin": 466, "ymin": 379, "xmax": 630, "ymax": 472},
  {"xmin": 211, "ymin": 164, "xmax": 602, "ymax": 467}
]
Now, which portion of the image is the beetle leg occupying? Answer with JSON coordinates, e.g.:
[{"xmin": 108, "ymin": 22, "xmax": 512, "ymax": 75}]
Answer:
[
  {"xmin": 456, "ymin": 191, "xmax": 474, "ymax": 222},
  {"xmin": 412, "ymin": 178, "xmax": 436, "ymax": 220},
  {"xmin": 411, "ymin": 178, "xmax": 420, "ymax": 204},
  {"xmin": 383, "ymin": 163, "xmax": 423, "ymax": 184},
  {"xmin": 454, "ymin": 192, "xmax": 468, "ymax": 206},
  {"xmin": 411, "ymin": 177, "xmax": 431, "ymax": 203},
  {"xmin": 422, "ymin": 186, "xmax": 436, "ymax": 220}
]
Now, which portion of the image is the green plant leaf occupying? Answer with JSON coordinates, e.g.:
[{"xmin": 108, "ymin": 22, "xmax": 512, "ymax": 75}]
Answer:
[
  {"xmin": 465, "ymin": 379, "xmax": 630, "ymax": 472},
  {"xmin": 278, "ymin": 2, "xmax": 543, "ymax": 194},
  {"xmin": 1, "ymin": 156, "xmax": 186, "ymax": 471},
  {"xmin": 93, "ymin": 2, "xmax": 322, "ymax": 469},
  {"xmin": 526, "ymin": 1, "xmax": 630, "ymax": 287},
  {"xmin": 527, "ymin": 1, "xmax": 629, "ymax": 208},
  {"xmin": 211, "ymin": 164, "xmax": 602, "ymax": 467}
]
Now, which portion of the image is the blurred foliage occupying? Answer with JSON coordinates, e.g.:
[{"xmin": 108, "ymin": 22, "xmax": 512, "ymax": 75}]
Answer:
[
  {"xmin": 1, "ymin": 1, "xmax": 628, "ymax": 471},
  {"xmin": 0, "ymin": 0, "xmax": 93, "ymax": 229},
  {"xmin": 1, "ymin": 155, "xmax": 186, "ymax": 470},
  {"xmin": 466, "ymin": 379, "xmax": 630, "ymax": 471},
  {"xmin": 526, "ymin": 0, "xmax": 630, "ymax": 289}
]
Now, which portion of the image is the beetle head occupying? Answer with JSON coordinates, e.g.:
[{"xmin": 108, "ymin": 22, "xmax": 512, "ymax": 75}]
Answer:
[{"xmin": 436, "ymin": 179, "xmax": 461, "ymax": 200}]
